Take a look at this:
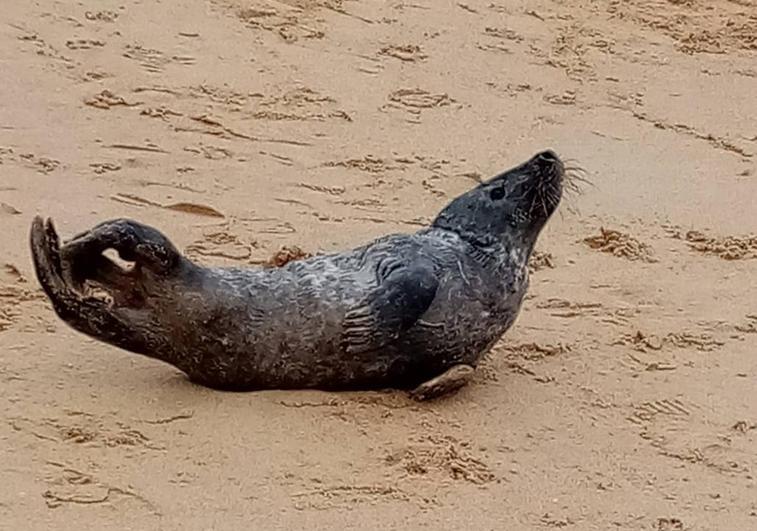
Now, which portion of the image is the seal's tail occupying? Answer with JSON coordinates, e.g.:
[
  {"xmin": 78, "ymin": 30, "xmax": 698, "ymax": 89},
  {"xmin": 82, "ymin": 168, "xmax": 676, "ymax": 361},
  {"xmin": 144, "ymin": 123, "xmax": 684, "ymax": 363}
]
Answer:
[{"xmin": 29, "ymin": 216, "xmax": 171, "ymax": 356}]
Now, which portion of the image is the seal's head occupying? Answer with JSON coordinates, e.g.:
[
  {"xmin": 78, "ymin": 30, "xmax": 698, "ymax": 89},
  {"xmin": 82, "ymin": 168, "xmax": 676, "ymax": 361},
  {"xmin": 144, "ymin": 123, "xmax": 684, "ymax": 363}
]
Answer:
[{"xmin": 432, "ymin": 150, "xmax": 564, "ymax": 254}]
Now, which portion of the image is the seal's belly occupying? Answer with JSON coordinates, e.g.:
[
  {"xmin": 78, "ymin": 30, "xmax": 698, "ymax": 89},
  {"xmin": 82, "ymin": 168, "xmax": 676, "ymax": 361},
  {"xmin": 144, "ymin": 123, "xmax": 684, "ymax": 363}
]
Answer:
[
  {"xmin": 172, "ymin": 262, "xmax": 374, "ymax": 388},
  {"xmin": 278, "ymin": 274, "xmax": 523, "ymax": 389},
  {"xmin": 167, "ymin": 247, "xmax": 525, "ymax": 390}
]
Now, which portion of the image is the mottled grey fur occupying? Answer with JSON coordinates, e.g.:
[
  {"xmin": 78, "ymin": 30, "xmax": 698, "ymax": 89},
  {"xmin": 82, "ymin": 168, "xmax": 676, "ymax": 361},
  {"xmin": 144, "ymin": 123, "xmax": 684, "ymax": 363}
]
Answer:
[{"xmin": 30, "ymin": 150, "xmax": 564, "ymax": 392}]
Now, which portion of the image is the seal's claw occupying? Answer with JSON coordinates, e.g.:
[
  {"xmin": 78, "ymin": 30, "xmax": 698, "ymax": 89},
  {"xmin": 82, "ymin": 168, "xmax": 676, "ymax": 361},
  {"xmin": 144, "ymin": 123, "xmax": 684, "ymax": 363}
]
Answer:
[
  {"xmin": 31, "ymin": 216, "xmax": 101, "ymax": 313},
  {"xmin": 409, "ymin": 364, "xmax": 475, "ymax": 401}
]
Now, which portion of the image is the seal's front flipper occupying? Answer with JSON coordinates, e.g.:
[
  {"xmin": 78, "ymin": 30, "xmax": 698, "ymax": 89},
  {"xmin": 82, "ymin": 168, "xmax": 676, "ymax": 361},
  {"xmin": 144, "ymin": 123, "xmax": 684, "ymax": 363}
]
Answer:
[
  {"xmin": 341, "ymin": 259, "xmax": 438, "ymax": 354},
  {"xmin": 409, "ymin": 364, "xmax": 474, "ymax": 401}
]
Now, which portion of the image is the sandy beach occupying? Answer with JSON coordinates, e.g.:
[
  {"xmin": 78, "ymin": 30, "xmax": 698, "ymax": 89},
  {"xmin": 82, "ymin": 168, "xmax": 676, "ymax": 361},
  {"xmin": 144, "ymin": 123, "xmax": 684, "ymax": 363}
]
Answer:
[{"xmin": 1, "ymin": 0, "xmax": 756, "ymax": 529}]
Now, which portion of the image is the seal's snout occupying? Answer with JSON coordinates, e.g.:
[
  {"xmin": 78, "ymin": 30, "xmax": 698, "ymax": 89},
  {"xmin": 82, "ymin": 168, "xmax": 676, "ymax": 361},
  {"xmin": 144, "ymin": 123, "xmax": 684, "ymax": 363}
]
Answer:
[
  {"xmin": 536, "ymin": 150, "xmax": 559, "ymax": 164},
  {"xmin": 532, "ymin": 150, "xmax": 563, "ymax": 174},
  {"xmin": 529, "ymin": 150, "xmax": 565, "ymax": 191},
  {"xmin": 431, "ymin": 150, "xmax": 567, "ymax": 248}
]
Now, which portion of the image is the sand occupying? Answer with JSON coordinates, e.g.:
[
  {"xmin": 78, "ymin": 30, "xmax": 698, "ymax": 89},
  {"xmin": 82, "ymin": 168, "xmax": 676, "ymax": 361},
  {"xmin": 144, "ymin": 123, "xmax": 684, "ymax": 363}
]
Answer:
[{"xmin": 1, "ymin": 0, "xmax": 756, "ymax": 529}]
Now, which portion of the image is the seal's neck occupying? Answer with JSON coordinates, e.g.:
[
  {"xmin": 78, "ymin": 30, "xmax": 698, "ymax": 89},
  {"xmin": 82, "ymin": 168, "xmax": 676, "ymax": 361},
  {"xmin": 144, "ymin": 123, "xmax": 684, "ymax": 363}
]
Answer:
[
  {"xmin": 429, "ymin": 194, "xmax": 543, "ymax": 269},
  {"xmin": 427, "ymin": 226, "xmax": 533, "ymax": 271}
]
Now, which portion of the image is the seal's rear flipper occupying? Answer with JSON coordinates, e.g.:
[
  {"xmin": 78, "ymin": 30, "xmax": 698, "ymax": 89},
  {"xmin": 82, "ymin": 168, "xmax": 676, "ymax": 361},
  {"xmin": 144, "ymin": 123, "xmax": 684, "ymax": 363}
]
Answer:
[
  {"xmin": 30, "ymin": 217, "xmax": 158, "ymax": 356},
  {"xmin": 409, "ymin": 364, "xmax": 474, "ymax": 401},
  {"xmin": 60, "ymin": 218, "xmax": 182, "ymax": 285},
  {"xmin": 341, "ymin": 259, "xmax": 438, "ymax": 354}
]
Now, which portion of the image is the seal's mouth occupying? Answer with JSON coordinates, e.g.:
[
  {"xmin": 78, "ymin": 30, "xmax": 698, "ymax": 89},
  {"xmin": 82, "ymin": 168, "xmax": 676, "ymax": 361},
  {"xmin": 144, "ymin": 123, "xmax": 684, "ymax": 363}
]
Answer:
[{"xmin": 520, "ymin": 150, "xmax": 565, "ymax": 220}]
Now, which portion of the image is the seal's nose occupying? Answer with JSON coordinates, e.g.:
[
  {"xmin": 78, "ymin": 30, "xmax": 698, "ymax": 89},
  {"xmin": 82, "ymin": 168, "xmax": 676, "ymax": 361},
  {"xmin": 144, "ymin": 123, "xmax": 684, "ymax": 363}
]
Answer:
[
  {"xmin": 533, "ymin": 150, "xmax": 562, "ymax": 174},
  {"xmin": 536, "ymin": 150, "xmax": 559, "ymax": 164}
]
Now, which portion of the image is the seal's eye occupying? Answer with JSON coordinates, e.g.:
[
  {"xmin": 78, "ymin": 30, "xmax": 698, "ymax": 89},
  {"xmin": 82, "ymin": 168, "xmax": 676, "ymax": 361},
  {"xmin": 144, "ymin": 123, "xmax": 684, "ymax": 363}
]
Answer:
[{"xmin": 489, "ymin": 186, "xmax": 506, "ymax": 201}]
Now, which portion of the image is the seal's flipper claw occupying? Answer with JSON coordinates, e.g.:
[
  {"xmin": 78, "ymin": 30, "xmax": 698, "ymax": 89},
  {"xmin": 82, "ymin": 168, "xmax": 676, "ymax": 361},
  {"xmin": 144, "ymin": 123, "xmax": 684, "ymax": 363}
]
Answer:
[
  {"xmin": 341, "ymin": 261, "xmax": 438, "ymax": 354},
  {"xmin": 409, "ymin": 364, "xmax": 474, "ymax": 401},
  {"xmin": 30, "ymin": 216, "xmax": 67, "ymax": 300}
]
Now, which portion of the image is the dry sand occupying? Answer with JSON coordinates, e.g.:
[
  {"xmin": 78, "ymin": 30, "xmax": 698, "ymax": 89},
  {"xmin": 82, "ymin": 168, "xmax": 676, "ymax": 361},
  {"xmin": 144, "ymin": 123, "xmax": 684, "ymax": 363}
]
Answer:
[{"xmin": 1, "ymin": 0, "xmax": 756, "ymax": 529}]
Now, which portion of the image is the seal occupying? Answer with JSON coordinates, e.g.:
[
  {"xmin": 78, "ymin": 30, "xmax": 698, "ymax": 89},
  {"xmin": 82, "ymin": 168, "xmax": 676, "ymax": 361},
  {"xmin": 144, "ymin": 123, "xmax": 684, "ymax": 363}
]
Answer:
[{"xmin": 30, "ymin": 150, "xmax": 565, "ymax": 399}]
